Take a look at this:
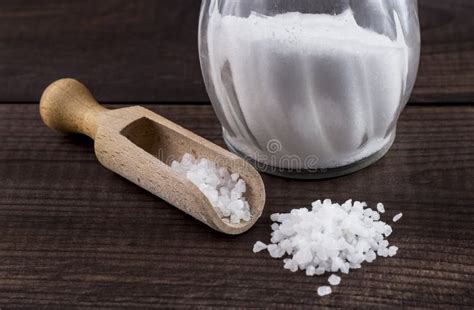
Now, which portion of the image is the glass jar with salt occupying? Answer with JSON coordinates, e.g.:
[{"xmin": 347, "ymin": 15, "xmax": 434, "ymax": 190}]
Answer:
[{"xmin": 198, "ymin": 0, "xmax": 420, "ymax": 179}]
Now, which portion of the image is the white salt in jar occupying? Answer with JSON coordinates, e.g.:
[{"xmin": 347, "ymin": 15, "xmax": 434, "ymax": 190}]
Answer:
[{"xmin": 199, "ymin": 0, "xmax": 420, "ymax": 179}]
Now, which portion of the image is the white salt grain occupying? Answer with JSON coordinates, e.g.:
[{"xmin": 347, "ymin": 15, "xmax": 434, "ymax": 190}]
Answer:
[
  {"xmin": 267, "ymin": 244, "xmax": 285, "ymax": 258},
  {"xmin": 328, "ymin": 274, "xmax": 341, "ymax": 286},
  {"xmin": 171, "ymin": 153, "xmax": 251, "ymax": 223},
  {"xmin": 387, "ymin": 245, "xmax": 399, "ymax": 257},
  {"xmin": 253, "ymin": 241, "xmax": 267, "ymax": 253},
  {"xmin": 393, "ymin": 213, "xmax": 403, "ymax": 222},
  {"xmin": 306, "ymin": 266, "xmax": 316, "ymax": 277},
  {"xmin": 377, "ymin": 203, "xmax": 385, "ymax": 213},
  {"xmin": 317, "ymin": 286, "xmax": 332, "ymax": 297}
]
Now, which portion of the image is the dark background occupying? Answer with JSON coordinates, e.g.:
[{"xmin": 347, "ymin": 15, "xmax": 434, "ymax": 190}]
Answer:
[{"xmin": 0, "ymin": 0, "xmax": 473, "ymax": 103}]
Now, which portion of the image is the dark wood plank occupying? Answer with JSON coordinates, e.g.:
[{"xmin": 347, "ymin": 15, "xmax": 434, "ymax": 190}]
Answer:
[
  {"xmin": 415, "ymin": 1, "xmax": 474, "ymax": 102},
  {"xmin": 0, "ymin": 0, "xmax": 472, "ymax": 103},
  {"xmin": 0, "ymin": 103, "xmax": 472, "ymax": 308}
]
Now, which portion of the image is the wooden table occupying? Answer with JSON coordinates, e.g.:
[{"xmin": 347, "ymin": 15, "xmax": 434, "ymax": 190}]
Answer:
[{"xmin": 0, "ymin": 103, "xmax": 472, "ymax": 308}]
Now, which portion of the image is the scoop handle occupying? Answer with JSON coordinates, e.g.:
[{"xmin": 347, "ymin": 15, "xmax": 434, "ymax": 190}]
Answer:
[{"xmin": 40, "ymin": 78, "xmax": 108, "ymax": 139}]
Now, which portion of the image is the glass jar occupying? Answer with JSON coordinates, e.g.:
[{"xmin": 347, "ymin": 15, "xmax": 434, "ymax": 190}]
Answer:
[{"xmin": 199, "ymin": 0, "xmax": 420, "ymax": 179}]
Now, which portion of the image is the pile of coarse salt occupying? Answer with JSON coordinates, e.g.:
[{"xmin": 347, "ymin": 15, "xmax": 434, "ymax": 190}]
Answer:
[
  {"xmin": 253, "ymin": 199, "xmax": 402, "ymax": 297},
  {"xmin": 171, "ymin": 153, "xmax": 251, "ymax": 224}
]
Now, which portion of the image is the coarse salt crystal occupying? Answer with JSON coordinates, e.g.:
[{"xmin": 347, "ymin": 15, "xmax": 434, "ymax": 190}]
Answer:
[
  {"xmin": 253, "ymin": 241, "xmax": 267, "ymax": 253},
  {"xmin": 328, "ymin": 274, "xmax": 341, "ymax": 286},
  {"xmin": 315, "ymin": 267, "xmax": 326, "ymax": 276},
  {"xmin": 306, "ymin": 265, "xmax": 316, "ymax": 276},
  {"xmin": 317, "ymin": 286, "xmax": 332, "ymax": 297},
  {"xmin": 377, "ymin": 203, "xmax": 385, "ymax": 213},
  {"xmin": 268, "ymin": 244, "xmax": 285, "ymax": 258},
  {"xmin": 388, "ymin": 245, "xmax": 399, "ymax": 257},
  {"xmin": 393, "ymin": 213, "xmax": 403, "ymax": 222},
  {"xmin": 171, "ymin": 153, "xmax": 251, "ymax": 223}
]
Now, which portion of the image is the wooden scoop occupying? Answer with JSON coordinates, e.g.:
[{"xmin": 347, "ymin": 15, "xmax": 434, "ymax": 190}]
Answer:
[{"xmin": 39, "ymin": 78, "xmax": 265, "ymax": 235}]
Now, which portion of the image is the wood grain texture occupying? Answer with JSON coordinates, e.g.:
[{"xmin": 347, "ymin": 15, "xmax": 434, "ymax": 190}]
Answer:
[
  {"xmin": 0, "ymin": 0, "xmax": 472, "ymax": 103},
  {"xmin": 0, "ymin": 103, "xmax": 472, "ymax": 308}
]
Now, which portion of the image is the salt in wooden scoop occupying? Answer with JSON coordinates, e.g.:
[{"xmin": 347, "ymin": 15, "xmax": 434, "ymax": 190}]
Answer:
[{"xmin": 40, "ymin": 78, "xmax": 265, "ymax": 235}]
